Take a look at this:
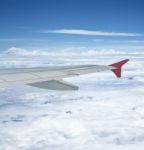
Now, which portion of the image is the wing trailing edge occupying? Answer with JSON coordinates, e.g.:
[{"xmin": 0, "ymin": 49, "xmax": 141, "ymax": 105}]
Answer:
[{"xmin": 28, "ymin": 79, "xmax": 79, "ymax": 91}]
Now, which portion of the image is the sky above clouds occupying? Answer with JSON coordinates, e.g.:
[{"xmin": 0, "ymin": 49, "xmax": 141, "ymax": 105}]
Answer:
[{"xmin": 0, "ymin": 0, "xmax": 144, "ymax": 51}]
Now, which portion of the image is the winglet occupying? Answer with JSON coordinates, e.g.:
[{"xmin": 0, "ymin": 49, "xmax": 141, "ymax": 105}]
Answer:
[{"xmin": 109, "ymin": 59, "xmax": 129, "ymax": 78}]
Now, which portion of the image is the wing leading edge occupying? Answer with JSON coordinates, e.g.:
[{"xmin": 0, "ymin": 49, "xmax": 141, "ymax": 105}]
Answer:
[{"xmin": 0, "ymin": 59, "xmax": 129, "ymax": 90}]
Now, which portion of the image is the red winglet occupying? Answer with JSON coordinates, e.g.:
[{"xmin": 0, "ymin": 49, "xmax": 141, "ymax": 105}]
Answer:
[{"xmin": 109, "ymin": 59, "xmax": 129, "ymax": 78}]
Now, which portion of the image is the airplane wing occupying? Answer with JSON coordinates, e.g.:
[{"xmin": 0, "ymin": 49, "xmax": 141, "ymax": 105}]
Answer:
[{"xmin": 0, "ymin": 59, "xmax": 129, "ymax": 90}]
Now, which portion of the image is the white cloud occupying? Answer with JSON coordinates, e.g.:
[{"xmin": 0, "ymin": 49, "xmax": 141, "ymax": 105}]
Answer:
[
  {"xmin": 43, "ymin": 29, "xmax": 143, "ymax": 37},
  {"xmin": 5, "ymin": 47, "xmax": 126, "ymax": 57}
]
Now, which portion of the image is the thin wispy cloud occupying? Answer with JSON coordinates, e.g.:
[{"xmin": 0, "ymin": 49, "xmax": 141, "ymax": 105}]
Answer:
[
  {"xmin": 127, "ymin": 40, "xmax": 144, "ymax": 43},
  {"xmin": 0, "ymin": 38, "xmax": 49, "ymax": 42},
  {"xmin": 42, "ymin": 29, "xmax": 143, "ymax": 37},
  {"xmin": 110, "ymin": 40, "xmax": 144, "ymax": 44},
  {"xmin": 0, "ymin": 38, "xmax": 21, "ymax": 42},
  {"xmin": 93, "ymin": 39, "xmax": 144, "ymax": 44}
]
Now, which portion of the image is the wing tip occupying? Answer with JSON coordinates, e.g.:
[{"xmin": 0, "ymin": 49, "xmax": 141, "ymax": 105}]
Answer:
[{"xmin": 109, "ymin": 59, "xmax": 129, "ymax": 78}]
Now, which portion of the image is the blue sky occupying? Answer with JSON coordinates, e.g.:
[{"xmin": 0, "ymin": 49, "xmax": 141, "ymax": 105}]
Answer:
[{"xmin": 0, "ymin": 0, "xmax": 144, "ymax": 51}]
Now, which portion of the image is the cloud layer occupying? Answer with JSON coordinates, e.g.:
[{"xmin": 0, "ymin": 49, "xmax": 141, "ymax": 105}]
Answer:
[
  {"xmin": 5, "ymin": 47, "xmax": 126, "ymax": 58},
  {"xmin": 0, "ymin": 46, "xmax": 144, "ymax": 150},
  {"xmin": 0, "ymin": 51, "xmax": 144, "ymax": 150}
]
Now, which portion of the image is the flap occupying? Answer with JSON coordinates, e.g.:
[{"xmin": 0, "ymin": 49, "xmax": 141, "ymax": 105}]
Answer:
[{"xmin": 28, "ymin": 79, "xmax": 78, "ymax": 91}]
